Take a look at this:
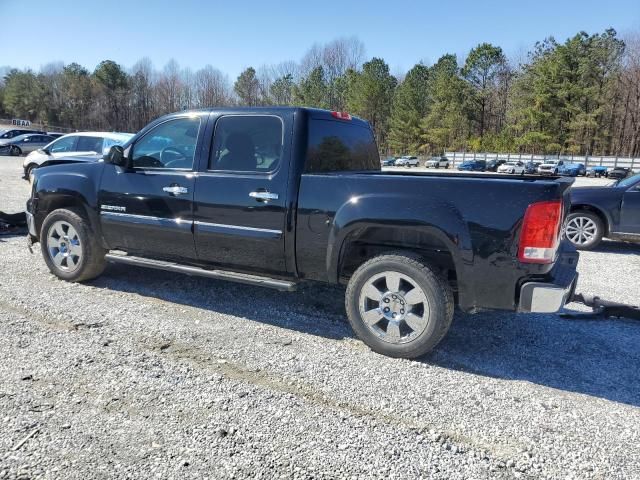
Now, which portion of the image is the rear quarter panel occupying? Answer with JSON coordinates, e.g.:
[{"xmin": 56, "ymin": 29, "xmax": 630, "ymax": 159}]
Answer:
[{"xmin": 297, "ymin": 172, "xmax": 573, "ymax": 312}]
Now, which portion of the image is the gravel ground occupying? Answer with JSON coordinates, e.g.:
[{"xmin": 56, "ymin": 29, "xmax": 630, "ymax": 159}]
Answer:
[{"xmin": 1, "ymin": 156, "xmax": 639, "ymax": 479}]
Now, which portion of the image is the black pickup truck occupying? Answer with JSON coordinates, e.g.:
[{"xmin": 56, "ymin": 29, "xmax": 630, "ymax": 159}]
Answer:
[{"xmin": 26, "ymin": 107, "xmax": 578, "ymax": 358}]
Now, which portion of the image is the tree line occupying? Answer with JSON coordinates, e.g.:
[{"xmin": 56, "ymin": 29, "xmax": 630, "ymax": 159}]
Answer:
[{"xmin": 1, "ymin": 30, "xmax": 639, "ymax": 156}]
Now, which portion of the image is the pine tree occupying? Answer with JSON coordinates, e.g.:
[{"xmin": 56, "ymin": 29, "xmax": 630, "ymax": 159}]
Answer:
[{"xmin": 387, "ymin": 64, "xmax": 430, "ymax": 154}]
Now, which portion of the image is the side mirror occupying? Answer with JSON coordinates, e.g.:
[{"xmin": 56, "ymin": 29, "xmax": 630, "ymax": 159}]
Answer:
[
  {"xmin": 104, "ymin": 145, "xmax": 128, "ymax": 168},
  {"xmin": 42, "ymin": 148, "xmax": 50, "ymax": 155}
]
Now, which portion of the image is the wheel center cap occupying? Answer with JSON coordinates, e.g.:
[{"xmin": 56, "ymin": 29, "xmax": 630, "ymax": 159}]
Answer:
[{"xmin": 381, "ymin": 292, "xmax": 407, "ymax": 321}]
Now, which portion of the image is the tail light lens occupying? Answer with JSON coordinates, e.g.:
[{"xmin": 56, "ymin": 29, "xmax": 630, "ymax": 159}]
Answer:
[
  {"xmin": 518, "ymin": 200, "xmax": 563, "ymax": 264},
  {"xmin": 331, "ymin": 111, "xmax": 352, "ymax": 121}
]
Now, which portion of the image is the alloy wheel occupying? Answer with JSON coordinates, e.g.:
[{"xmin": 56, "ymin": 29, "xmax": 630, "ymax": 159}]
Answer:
[
  {"xmin": 566, "ymin": 216, "xmax": 598, "ymax": 245},
  {"xmin": 47, "ymin": 220, "xmax": 82, "ymax": 272},
  {"xmin": 359, "ymin": 271, "xmax": 431, "ymax": 344}
]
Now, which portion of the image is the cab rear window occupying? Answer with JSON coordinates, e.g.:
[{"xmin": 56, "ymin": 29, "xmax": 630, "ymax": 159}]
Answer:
[{"xmin": 305, "ymin": 119, "xmax": 380, "ymax": 173}]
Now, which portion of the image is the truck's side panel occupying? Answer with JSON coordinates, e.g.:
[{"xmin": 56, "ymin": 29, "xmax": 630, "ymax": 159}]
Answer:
[{"xmin": 296, "ymin": 172, "xmax": 573, "ymax": 312}]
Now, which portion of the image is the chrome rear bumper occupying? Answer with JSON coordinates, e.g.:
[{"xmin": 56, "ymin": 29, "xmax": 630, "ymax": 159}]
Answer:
[
  {"xmin": 518, "ymin": 277, "xmax": 577, "ymax": 313},
  {"xmin": 518, "ymin": 243, "xmax": 579, "ymax": 313}
]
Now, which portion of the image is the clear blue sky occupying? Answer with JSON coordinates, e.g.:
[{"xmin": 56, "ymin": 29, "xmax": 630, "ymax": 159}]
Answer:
[{"xmin": 1, "ymin": 0, "xmax": 638, "ymax": 77}]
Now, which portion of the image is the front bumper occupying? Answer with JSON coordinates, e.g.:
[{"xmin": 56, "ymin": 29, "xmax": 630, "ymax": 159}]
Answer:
[{"xmin": 518, "ymin": 245, "xmax": 579, "ymax": 313}]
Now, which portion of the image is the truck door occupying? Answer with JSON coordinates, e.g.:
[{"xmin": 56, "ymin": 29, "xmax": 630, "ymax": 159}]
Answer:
[
  {"xmin": 98, "ymin": 115, "xmax": 204, "ymax": 260},
  {"xmin": 619, "ymin": 181, "xmax": 640, "ymax": 234},
  {"xmin": 193, "ymin": 114, "xmax": 290, "ymax": 275}
]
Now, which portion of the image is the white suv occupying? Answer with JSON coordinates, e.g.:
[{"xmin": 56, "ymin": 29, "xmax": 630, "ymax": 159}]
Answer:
[
  {"xmin": 537, "ymin": 160, "xmax": 564, "ymax": 175},
  {"xmin": 424, "ymin": 156, "xmax": 450, "ymax": 168},
  {"xmin": 23, "ymin": 131, "xmax": 133, "ymax": 178},
  {"xmin": 395, "ymin": 156, "xmax": 420, "ymax": 167}
]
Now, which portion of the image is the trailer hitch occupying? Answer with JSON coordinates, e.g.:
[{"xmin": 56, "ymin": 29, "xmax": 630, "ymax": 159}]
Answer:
[{"xmin": 560, "ymin": 293, "xmax": 640, "ymax": 321}]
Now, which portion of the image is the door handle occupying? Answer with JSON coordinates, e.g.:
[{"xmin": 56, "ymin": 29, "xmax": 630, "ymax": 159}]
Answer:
[
  {"xmin": 163, "ymin": 185, "xmax": 189, "ymax": 195},
  {"xmin": 249, "ymin": 191, "xmax": 279, "ymax": 201}
]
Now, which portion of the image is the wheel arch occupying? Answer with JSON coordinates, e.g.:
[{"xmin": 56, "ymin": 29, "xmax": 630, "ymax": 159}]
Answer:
[
  {"xmin": 569, "ymin": 204, "xmax": 611, "ymax": 236},
  {"xmin": 333, "ymin": 224, "xmax": 469, "ymax": 308},
  {"xmin": 34, "ymin": 192, "xmax": 102, "ymax": 242}
]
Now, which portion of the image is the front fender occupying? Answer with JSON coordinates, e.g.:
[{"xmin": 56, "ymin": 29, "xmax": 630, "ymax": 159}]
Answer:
[{"xmin": 31, "ymin": 164, "xmax": 103, "ymax": 238}]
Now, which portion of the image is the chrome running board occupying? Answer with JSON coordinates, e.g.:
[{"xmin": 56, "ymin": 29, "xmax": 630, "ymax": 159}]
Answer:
[{"xmin": 105, "ymin": 253, "xmax": 297, "ymax": 292}]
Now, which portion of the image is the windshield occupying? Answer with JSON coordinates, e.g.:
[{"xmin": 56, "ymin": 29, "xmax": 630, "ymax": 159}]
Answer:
[{"xmin": 616, "ymin": 173, "xmax": 640, "ymax": 188}]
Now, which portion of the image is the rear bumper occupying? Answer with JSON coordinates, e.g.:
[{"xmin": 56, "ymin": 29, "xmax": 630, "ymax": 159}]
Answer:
[
  {"xmin": 25, "ymin": 210, "xmax": 37, "ymax": 237},
  {"xmin": 518, "ymin": 246, "xmax": 579, "ymax": 313}
]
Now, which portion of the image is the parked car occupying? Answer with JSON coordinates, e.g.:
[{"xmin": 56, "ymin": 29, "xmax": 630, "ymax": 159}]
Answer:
[
  {"xmin": 46, "ymin": 132, "xmax": 65, "ymax": 139},
  {"xmin": 0, "ymin": 128, "xmax": 46, "ymax": 140},
  {"xmin": 558, "ymin": 162, "xmax": 586, "ymax": 177},
  {"xmin": 566, "ymin": 172, "xmax": 640, "ymax": 249},
  {"xmin": 381, "ymin": 157, "xmax": 397, "ymax": 166},
  {"xmin": 538, "ymin": 160, "xmax": 565, "ymax": 175},
  {"xmin": 424, "ymin": 156, "xmax": 450, "ymax": 168},
  {"xmin": 395, "ymin": 155, "xmax": 419, "ymax": 167},
  {"xmin": 524, "ymin": 161, "xmax": 541, "ymax": 174},
  {"xmin": 0, "ymin": 134, "xmax": 55, "ymax": 156},
  {"xmin": 457, "ymin": 160, "xmax": 487, "ymax": 171},
  {"xmin": 25, "ymin": 107, "xmax": 578, "ymax": 359},
  {"xmin": 587, "ymin": 166, "xmax": 608, "ymax": 177},
  {"xmin": 607, "ymin": 167, "xmax": 634, "ymax": 181},
  {"xmin": 497, "ymin": 160, "xmax": 525, "ymax": 174},
  {"xmin": 485, "ymin": 158, "xmax": 507, "ymax": 172},
  {"xmin": 22, "ymin": 131, "xmax": 134, "ymax": 178}
]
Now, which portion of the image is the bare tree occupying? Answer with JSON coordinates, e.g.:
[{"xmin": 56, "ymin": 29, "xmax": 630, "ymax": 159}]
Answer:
[
  {"xmin": 155, "ymin": 59, "xmax": 183, "ymax": 114},
  {"xmin": 194, "ymin": 65, "xmax": 232, "ymax": 107},
  {"xmin": 129, "ymin": 57, "xmax": 154, "ymax": 130}
]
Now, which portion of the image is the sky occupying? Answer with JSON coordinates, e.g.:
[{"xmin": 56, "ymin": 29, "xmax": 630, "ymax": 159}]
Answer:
[{"xmin": 1, "ymin": 0, "xmax": 639, "ymax": 78}]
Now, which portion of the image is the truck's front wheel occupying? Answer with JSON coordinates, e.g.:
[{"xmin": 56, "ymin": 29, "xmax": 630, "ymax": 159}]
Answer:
[
  {"xmin": 41, "ymin": 208, "xmax": 107, "ymax": 282},
  {"xmin": 345, "ymin": 254, "xmax": 454, "ymax": 358}
]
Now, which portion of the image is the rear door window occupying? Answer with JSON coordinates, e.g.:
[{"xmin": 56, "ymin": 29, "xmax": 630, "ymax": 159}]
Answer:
[
  {"xmin": 306, "ymin": 119, "xmax": 379, "ymax": 173},
  {"xmin": 209, "ymin": 115, "xmax": 283, "ymax": 173},
  {"xmin": 76, "ymin": 136, "xmax": 104, "ymax": 152}
]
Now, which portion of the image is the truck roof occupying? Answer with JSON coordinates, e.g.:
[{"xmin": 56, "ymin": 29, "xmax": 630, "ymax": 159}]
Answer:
[{"xmin": 160, "ymin": 107, "xmax": 371, "ymax": 128}]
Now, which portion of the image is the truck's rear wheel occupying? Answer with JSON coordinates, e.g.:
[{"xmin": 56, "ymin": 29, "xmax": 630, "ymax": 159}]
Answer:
[
  {"xmin": 40, "ymin": 208, "xmax": 106, "ymax": 282},
  {"xmin": 345, "ymin": 254, "xmax": 454, "ymax": 358}
]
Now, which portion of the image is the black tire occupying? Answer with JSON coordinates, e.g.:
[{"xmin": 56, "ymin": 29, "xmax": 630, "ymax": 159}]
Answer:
[
  {"xmin": 565, "ymin": 211, "xmax": 604, "ymax": 250},
  {"xmin": 10, "ymin": 146, "xmax": 22, "ymax": 156},
  {"xmin": 40, "ymin": 208, "xmax": 107, "ymax": 282},
  {"xmin": 345, "ymin": 253, "xmax": 454, "ymax": 359},
  {"xmin": 25, "ymin": 163, "xmax": 37, "ymax": 178}
]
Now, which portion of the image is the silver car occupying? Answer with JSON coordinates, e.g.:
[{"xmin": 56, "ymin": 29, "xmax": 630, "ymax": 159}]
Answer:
[{"xmin": 0, "ymin": 134, "xmax": 55, "ymax": 156}]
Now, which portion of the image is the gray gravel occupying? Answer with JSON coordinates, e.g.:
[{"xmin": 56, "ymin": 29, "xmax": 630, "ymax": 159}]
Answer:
[{"xmin": 1, "ymin": 156, "xmax": 639, "ymax": 479}]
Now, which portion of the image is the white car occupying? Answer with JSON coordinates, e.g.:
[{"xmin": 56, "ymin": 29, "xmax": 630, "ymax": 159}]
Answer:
[
  {"xmin": 497, "ymin": 160, "xmax": 525, "ymax": 174},
  {"xmin": 22, "ymin": 131, "xmax": 134, "ymax": 177},
  {"xmin": 395, "ymin": 156, "xmax": 420, "ymax": 167},
  {"xmin": 424, "ymin": 156, "xmax": 450, "ymax": 168}
]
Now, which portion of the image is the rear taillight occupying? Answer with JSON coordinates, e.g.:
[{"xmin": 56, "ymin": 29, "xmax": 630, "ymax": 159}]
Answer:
[
  {"xmin": 518, "ymin": 200, "xmax": 563, "ymax": 264},
  {"xmin": 331, "ymin": 111, "xmax": 352, "ymax": 121}
]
